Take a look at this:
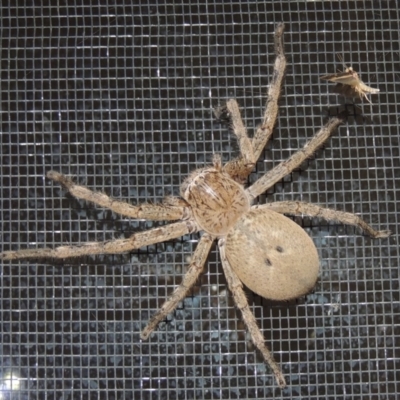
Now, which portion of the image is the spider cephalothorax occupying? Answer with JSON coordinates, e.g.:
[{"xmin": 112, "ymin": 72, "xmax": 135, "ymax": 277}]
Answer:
[
  {"xmin": 181, "ymin": 155, "xmax": 251, "ymax": 236},
  {"xmin": 1, "ymin": 23, "xmax": 390, "ymax": 388}
]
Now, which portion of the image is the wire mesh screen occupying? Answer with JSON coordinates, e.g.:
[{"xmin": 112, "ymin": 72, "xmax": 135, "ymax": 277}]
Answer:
[{"xmin": 0, "ymin": 1, "xmax": 399, "ymax": 399}]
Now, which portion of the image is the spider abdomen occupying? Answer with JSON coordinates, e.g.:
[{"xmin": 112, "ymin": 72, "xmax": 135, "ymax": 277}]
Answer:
[
  {"xmin": 225, "ymin": 206, "xmax": 320, "ymax": 300},
  {"xmin": 182, "ymin": 168, "xmax": 250, "ymax": 236}
]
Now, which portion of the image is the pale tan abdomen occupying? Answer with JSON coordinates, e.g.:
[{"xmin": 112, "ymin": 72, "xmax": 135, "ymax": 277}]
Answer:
[{"xmin": 225, "ymin": 207, "xmax": 320, "ymax": 300}]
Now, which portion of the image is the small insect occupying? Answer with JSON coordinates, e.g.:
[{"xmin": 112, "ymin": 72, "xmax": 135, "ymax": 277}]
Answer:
[{"xmin": 320, "ymin": 57, "xmax": 380, "ymax": 103}]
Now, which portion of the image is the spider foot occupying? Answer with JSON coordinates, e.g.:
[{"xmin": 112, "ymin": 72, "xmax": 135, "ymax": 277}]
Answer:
[
  {"xmin": 372, "ymin": 229, "xmax": 392, "ymax": 239},
  {"xmin": 0, "ymin": 251, "xmax": 17, "ymax": 260},
  {"xmin": 47, "ymin": 170, "xmax": 74, "ymax": 189}
]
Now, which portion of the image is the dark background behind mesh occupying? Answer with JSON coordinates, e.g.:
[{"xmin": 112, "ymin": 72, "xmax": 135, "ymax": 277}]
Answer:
[{"xmin": 0, "ymin": 1, "xmax": 399, "ymax": 399}]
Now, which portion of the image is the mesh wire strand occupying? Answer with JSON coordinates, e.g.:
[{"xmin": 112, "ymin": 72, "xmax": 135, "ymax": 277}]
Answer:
[{"xmin": 0, "ymin": 2, "xmax": 399, "ymax": 399}]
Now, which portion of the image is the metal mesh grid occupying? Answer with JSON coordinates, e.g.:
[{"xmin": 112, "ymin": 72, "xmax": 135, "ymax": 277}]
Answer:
[{"xmin": 0, "ymin": 1, "xmax": 399, "ymax": 399}]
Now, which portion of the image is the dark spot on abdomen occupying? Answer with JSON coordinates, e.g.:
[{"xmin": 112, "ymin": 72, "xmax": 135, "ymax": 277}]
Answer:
[
  {"xmin": 264, "ymin": 258, "xmax": 272, "ymax": 267},
  {"xmin": 275, "ymin": 246, "xmax": 284, "ymax": 253}
]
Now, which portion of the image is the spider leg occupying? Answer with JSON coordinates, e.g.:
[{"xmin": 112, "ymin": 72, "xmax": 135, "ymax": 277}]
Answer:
[
  {"xmin": 141, "ymin": 233, "xmax": 214, "ymax": 340},
  {"xmin": 246, "ymin": 117, "xmax": 342, "ymax": 200},
  {"xmin": 0, "ymin": 221, "xmax": 196, "ymax": 260},
  {"xmin": 226, "ymin": 99, "xmax": 256, "ymax": 168},
  {"xmin": 222, "ymin": 23, "xmax": 286, "ymax": 184},
  {"xmin": 47, "ymin": 171, "xmax": 190, "ymax": 221},
  {"xmin": 258, "ymin": 202, "xmax": 391, "ymax": 239},
  {"xmin": 218, "ymin": 238, "xmax": 287, "ymax": 389},
  {"xmin": 252, "ymin": 22, "xmax": 286, "ymax": 160},
  {"xmin": 221, "ymin": 99, "xmax": 256, "ymax": 183}
]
